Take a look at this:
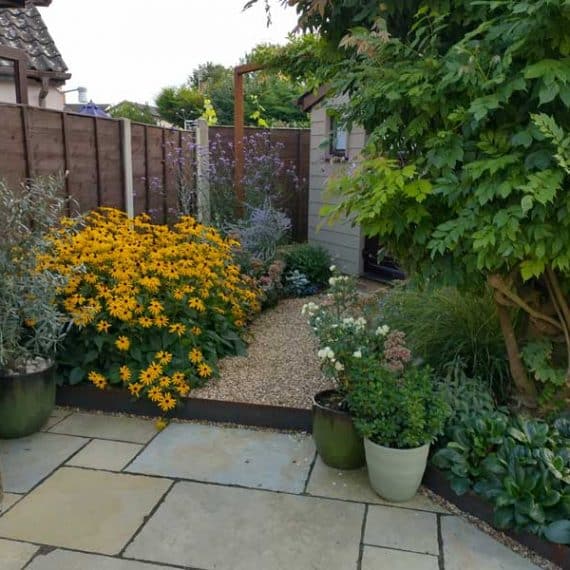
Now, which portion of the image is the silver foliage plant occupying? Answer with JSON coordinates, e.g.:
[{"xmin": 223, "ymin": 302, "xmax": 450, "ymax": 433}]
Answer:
[
  {"xmin": 226, "ymin": 205, "xmax": 292, "ymax": 263},
  {"xmin": 0, "ymin": 176, "xmax": 71, "ymax": 373}
]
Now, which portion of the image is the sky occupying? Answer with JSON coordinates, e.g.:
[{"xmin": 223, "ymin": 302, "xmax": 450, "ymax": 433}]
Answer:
[{"xmin": 41, "ymin": 0, "xmax": 298, "ymax": 106}]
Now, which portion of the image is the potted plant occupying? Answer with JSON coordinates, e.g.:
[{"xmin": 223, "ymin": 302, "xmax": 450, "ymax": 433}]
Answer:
[
  {"xmin": 347, "ymin": 335, "xmax": 449, "ymax": 501},
  {"xmin": 303, "ymin": 267, "xmax": 382, "ymax": 469},
  {"xmin": 0, "ymin": 176, "xmax": 70, "ymax": 438}
]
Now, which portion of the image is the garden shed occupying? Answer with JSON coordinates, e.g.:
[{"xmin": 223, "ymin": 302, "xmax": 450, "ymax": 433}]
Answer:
[{"xmin": 299, "ymin": 88, "xmax": 405, "ymax": 281}]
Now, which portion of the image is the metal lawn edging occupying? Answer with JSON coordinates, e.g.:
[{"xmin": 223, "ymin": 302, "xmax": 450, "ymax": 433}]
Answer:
[{"xmin": 55, "ymin": 385, "xmax": 312, "ymax": 432}]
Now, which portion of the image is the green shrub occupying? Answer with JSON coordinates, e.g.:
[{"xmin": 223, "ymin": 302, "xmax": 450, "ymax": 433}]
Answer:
[
  {"xmin": 380, "ymin": 285, "xmax": 511, "ymax": 400},
  {"xmin": 280, "ymin": 243, "xmax": 331, "ymax": 288},
  {"xmin": 433, "ymin": 406, "xmax": 570, "ymax": 543},
  {"xmin": 347, "ymin": 357, "xmax": 449, "ymax": 450}
]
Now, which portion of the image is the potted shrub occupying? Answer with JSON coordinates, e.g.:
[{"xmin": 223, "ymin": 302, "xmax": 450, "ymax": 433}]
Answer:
[
  {"xmin": 347, "ymin": 336, "xmax": 449, "ymax": 501},
  {"xmin": 0, "ymin": 176, "xmax": 70, "ymax": 438},
  {"xmin": 303, "ymin": 267, "xmax": 381, "ymax": 469}
]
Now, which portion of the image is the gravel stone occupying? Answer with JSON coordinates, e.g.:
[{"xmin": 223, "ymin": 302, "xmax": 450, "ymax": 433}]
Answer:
[{"xmin": 193, "ymin": 296, "xmax": 334, "ymax": 409}]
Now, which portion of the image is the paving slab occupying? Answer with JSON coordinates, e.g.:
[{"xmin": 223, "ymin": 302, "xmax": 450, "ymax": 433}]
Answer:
[
  {"xmin": 0, "ymin": 467, "xmax": 171, "ymax": 555},
  {"xmin": 67, "ymin": 440, "xmax": 143, "ymax": 471},
  {"xmin": 0, "ymin": 538, "xmax": 39, "ymax": 570},
  {"xmin": 361, "ymin": 546, "xmax": 439, "ymax": 570},
  {"xmin": 441, "ymin": 516, "xmax": 541, "ymax": 570},
  {"xmin": 27, "ymin": 549, "xmax": 180, "ymax": 569},
  {"xmin": 127, "ymin": 422, "xmax": 315, "ymax": 493},
  {"xmin": 0, "ymin": 493, "xmax": 22, "ymax": 513},
  {"xmin": 125, "ymin": 480, "xmax": 364, "ymax": 570},
  {"xmin": 0, "ymin": 432, "xmax": 88, "ymax": 493},
  {"xmin": 50, "ymin": 412, "xmax": 156, "ymax": 444},
  {"xmin": 41, "ymin": 407, "xmax": 73, "ymax": 431},
  {"xmin": 365, "ymin": 504, "xmax": 439, "ymax": 556},
  {"xmin": 307, "ymin": 457, "xmax": 447, "ymax": 512}
]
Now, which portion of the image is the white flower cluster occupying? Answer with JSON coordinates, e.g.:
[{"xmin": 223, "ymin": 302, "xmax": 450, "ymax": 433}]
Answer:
[
  {"xmin": 328, "ymin": 275, "xmax": 350, "ymax": 287},
  {"xmin": 317, "ymin": 346, "xmax": 335, "ymax": 360},
  {"xmin": 301, "ymin": 302, "xmax": 320, "ymax": 317},
  {"xmin": 341, "ymin": 316, "xmax": 367, "ymax": 331},
  {"xmin": 376, "ymin": 324, "xmax": 390, "ymax": 337},
  {"xmin": 353, "ymin": 350, "xmax": 362, "ymax": 358},
  {"xmin": 329, "ymin": 265, "xmax": 336, "ymax": 272},
  {"xmin": 317, "ymin": 346, "xmax": 344, "ymax": 371}
]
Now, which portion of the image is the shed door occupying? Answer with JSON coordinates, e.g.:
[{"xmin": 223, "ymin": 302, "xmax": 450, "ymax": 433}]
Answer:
[{"xmin": 362, "ymin": 235, "xmax": 406, "ymax": 281}]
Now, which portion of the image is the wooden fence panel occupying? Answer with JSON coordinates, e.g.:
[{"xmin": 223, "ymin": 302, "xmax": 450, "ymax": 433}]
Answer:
[
  {"xmin": 146, "ymin": 126, "xmax": 166, "ymax": 222},
  {"xmin": 130, "ymin": 122, "xmax": 147, "ymax": 216},
  {"xmin": 0, "ymin": 104, "xmax": 309, "ymax": 240},
  {"xmin": 95, "ymin": 118, "xmax": 123, "ymax": 210},
  {"xmin": 67, "ymin": 113, "xmax": 99, "ymax": 212},
  {"xmin": 0, "ymin": 105, "xmax": 27, "ymax": 188}
]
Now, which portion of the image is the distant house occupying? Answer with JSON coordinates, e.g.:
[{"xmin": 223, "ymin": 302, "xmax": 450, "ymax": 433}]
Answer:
[
  {"xmin": 0, "ymin": 0, "xmax": 70, "ymax": 109},
  {"xmin": 299, "ymin": 88, "xmax": 405, "ymax": 280}
]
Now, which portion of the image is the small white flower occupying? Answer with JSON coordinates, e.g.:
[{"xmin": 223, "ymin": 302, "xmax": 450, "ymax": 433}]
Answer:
[
  {"xmin": 376, "ymin": 324, "xmax": 390, "ymax": 337},
  {"xmin": 328, "ymin": 277, "xmax": 337, "ymax": 286},
  {"xmin": 329, "ymin": 265, "xmax": 336, "ymax": 272},
  {"xmin": 317, "ymin": 348, "xmax": 328, "ymax": 360},
  {"xmin": 335, "ymin": 361, "xmax": 344, "ymax": 372},
  {"xmin": 353, "ymin": 350, "xmax": 362, "ymax": 358}
]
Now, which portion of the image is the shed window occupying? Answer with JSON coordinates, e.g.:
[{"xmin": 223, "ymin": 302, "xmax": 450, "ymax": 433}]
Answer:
[{"xmin": 329, "ymin": 116, "xmax": 348, "ymax": 157}]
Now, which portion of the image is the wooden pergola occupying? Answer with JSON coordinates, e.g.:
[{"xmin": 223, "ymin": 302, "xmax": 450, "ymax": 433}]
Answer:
[{"xmin": 233, "ymin": 62, "xmax": 263, "ymax": 217}]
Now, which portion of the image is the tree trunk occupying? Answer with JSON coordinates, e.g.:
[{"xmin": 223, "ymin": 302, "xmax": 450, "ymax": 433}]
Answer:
[{"xmin": 494, "ymin": 300, "xmax": 538, "ymax": 408}]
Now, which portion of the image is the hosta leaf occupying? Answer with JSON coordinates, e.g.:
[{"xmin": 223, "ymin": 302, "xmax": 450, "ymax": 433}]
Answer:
[{"xmin": 544, "ymin": 520, "xmax": 570, "ymax": 544}]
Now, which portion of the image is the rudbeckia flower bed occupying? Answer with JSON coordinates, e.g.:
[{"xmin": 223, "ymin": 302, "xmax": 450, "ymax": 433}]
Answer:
[{"xmin": 39, "ymin": 208, "xmax": 261, "ymax": 415}]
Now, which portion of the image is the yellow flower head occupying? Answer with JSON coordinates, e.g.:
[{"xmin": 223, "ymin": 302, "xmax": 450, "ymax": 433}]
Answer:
[
  {"xmin": 138, "ymin": 316, "xmax": 153, "ymax": 328},
  {"xmin": 88, "ymin": 371, "xmax": 108, "ymax": 390},
  {"xmin": 115, "ymin": 336, "xmax": 130, "ymax": 351},
  {"xmin": 188, "ymin": 348, "xmax": 203, "ymax": 364},
  {"xmin": 148, "ymin": 299, "xmax": 163, "ymax": 316},
  {"xmin": 119, "ymin": 365, "xmax": 131, "ymax": 383},
  {"xmin": 128, "ymin": 383, "xmax": 143, "ymax": 397},
  {"xmin": 168, "ymin": 323, "xmax": 186, "ymax": 337},
  {"xmin": 197, "ymin": 362, "xmax": 213, "ymax": 378},
  {"xmin": 156, "ymin": 351, "xmax": 173, "ymax": 365},
  {"xmin": 96, "ymin": 320, "xmax": 111, "ymax": 333}
]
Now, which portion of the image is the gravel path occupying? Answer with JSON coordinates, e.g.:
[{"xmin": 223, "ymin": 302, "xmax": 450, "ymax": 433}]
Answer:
[{"xmin": 192, "ymin": 296, "xmax": 333, "ymax": 409}]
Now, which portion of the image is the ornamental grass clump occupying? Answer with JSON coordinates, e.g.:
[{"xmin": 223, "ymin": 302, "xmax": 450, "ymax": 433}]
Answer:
[{"xmin": 39, "ymin": 208, "xmax": 261, "ymax": 413}]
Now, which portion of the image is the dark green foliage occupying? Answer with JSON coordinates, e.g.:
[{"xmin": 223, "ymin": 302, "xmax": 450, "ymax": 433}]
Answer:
[
  {"xmin": 433, "ymin": 404, "xmax": 570, "ymax": 542},
  {"xmin": 155, "ymin": 86, "xmax": 204, "ymax": 128},
  {"xmin": 380, "ymin": 286, "xmax": 511, "ymax": 399},
  {"xmin": 108, "ymin": 102, "xmax": 157, "ymax": 125},
  {"xmin": 280, "ymin": 243, "xmax": 332, "ymax": 288},
  {"xmin": 347, "ymin": 358, "xmax": 449, "ymax": 449}
]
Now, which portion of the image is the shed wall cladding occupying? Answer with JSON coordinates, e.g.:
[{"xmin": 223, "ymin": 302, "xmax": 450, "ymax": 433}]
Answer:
[{"xmin": 307, "ymin": 103, "xmax": 365, "ymax": 275}]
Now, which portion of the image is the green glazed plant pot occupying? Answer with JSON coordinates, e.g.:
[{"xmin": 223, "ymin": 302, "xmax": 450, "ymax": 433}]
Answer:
[
  {"xmin": 0, "ymin": 361, "xmax": 56, "ymax": 439},
  {"xmin": 364, "ymin": 438, "xmax": 430, "ymax": 502},
  {"xmin": 312, "ymin": 389, "xmax": 365, "ymax": 469}
]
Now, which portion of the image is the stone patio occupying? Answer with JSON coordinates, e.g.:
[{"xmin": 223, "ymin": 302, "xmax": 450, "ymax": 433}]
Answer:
[{"xmin": 0, "ymin": 409, "xmax": 544, "ymax": 570}]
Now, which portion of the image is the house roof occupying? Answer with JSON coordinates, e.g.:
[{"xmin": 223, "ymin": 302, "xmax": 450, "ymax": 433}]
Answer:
[
  {"xmin": 0, "ymin": 2, "xmax": 69, "ymax": 81},
  {"xmin": 297, "ymin": 85, "xmax": 331, "ymax": 113}
]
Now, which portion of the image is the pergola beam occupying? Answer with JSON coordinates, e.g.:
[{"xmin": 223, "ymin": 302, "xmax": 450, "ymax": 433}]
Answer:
[{"xmin": 233, "ymin": 62, "xmax": 264, "ymax": 218}]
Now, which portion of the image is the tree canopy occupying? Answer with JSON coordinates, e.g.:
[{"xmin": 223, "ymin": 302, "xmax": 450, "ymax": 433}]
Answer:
[
  {"xmin": 108, "ymin": 101, "xmax": 157, "ymax": 125},
  {"xmin": 155, "ymin": 46, "xmax": 308, "ymax": 127}
]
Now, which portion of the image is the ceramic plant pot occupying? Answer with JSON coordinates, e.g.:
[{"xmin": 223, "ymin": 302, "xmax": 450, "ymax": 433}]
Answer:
[
  {"xmin": 0, "ymin": 361, "xmax": 56, "ymax": 438},
  {"xmin": 312, "ymin": 389, "xmax": 365, "ymax": 469},
  {"xmin": 364, "ymin": 437, "xmax": 430, "ymax": 502}
]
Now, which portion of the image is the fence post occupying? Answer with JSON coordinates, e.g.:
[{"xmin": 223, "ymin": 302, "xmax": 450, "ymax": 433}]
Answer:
[
  {"xmin": 195, "ymin": 118, "xmax": 210, "ymax": 223},
  {"xmin": 120, "ymin": 118, "xmax": 134, "ymax": 218}
]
